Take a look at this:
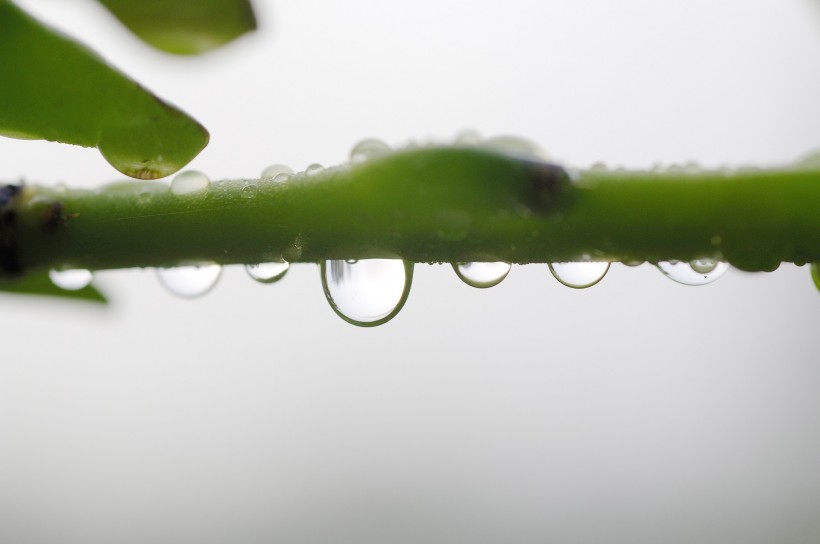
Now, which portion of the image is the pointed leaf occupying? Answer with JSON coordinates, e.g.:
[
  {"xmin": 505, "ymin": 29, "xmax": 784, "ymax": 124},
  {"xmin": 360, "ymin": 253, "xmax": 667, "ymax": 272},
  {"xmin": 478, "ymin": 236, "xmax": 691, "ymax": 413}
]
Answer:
[
  {"xmin": 0, "ymin": 273, "xmax": 107, "ymax": 304},
  {"xmin": 0, "ymin": 0, "xmax": 209, "ymax": 179},
  {"xmin": 97, "ymin": 0, "xmax": 257, "ymax": 55}
]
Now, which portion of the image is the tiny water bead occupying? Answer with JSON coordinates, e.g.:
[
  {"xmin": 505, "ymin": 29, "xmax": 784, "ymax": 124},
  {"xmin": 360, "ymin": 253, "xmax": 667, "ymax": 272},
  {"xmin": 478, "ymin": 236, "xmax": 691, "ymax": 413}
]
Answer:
[
  {"xmin": 656, "ymin": 260, "xmax": 730, "ymax": 286},
  {"xmin": 245, "ymin": 261, "xmax": 289, "ymax": 284},
  {"xmin": 241, "ymin": 183, "xmax": 258, "ymax": 199},
  {"xmin": 305, "ymin": 163, "xmax": 324, "ymax": 176},
  {"xmin": 321, "ymin": 259, "xmax": 414, "ymax": 327},
  {"xmin": 349, "ymin": 139, "xmax": 391, "ymax": 163},
  {"xmin": 452, "ymin": 262, "xmax": 511, "ymax": 288},
  {"xmin": 261, "ymin": 164, "xmax": 293, "ymax": 180},
  {"xmin": 157, "ymin": 264, "xmax": 222, "ymax": 298},
  {"xmin": 454, "ymin": 129, "xmax": 482, "ymax": 146},
  {"xmin": 49, "ymin": 269, "xmax": 93, "ymax": 291},
  {"xmin": 170, "ymin": 170, "xmax": 209, "ymax": 195},
  {"xmin": 549, "ymin": 262, "xmax": 610, "ymax": 289}
]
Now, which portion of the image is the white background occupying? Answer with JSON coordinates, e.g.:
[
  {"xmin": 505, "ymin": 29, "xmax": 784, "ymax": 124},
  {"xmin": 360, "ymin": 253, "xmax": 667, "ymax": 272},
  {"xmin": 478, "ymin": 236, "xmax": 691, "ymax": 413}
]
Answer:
[{"xmin": 1, "ymin": 1, "xmax": 819, "ymax": 542}]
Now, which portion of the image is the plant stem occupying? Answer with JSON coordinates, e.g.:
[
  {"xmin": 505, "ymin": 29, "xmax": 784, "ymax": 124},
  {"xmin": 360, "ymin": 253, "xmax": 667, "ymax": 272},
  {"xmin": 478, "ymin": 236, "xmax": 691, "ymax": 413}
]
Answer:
[{"xmin": 5, "ymin": 147, "xmax": 819, "ymax": 277}]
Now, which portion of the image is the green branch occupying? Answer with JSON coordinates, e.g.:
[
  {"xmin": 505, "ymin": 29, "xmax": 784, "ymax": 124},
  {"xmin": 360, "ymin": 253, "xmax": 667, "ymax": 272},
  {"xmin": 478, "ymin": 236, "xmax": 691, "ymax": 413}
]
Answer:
[{"xmin": 4, "ymin": 147, "xmax": 819, "ymax": 278}]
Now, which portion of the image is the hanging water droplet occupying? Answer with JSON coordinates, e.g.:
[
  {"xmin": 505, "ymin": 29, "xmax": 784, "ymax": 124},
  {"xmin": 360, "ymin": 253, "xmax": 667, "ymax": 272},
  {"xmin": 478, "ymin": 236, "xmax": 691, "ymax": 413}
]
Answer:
[
  {"xmin": 261, "ymin": 164, "xmax": 293, "ymax": 180},
  {"xmin": 480, "ymin": 136, "xmax": 548, "ymax": 161},
  {"xmin": 350, "ymin": 139, "xmax": 391, "ymax": 163},
  {"xmin": 452, "ymin": 262, "xmax": 511, "ymax": 288},
  {"xmin": 245, "ymin": 261, "xmax": 289, "ymax": 284},
  {"xmin": 305, "ymin": 163, "xmax": 324, "ymax": 176},
  {"xmin": 657, "ymin": 260, "xmax": 729, "ymax": 286},
  {"xmin": 549, "ymin": 262, "xmax": 610, "ymax": 289},
  {"xmin": 157, "ymin": 264, "xmax": 222, "ymax": 298},
  {"xmin": 622, "ymin": 260, "xmax": 644, "ymax": 267},
  {"xmin": 321, "ymin": 259, "xmax": 413, "ymax": 327},
  {"xmin": 170, "ymin": 170, "xmax": 209, "ymax": 195},
  {"xmin": 810, "ymin": 263, "xmax": 819, "ymax": 292},
  {"xmin": 49, "ymin": 269, "xmax": 93, "ymax": 291}
]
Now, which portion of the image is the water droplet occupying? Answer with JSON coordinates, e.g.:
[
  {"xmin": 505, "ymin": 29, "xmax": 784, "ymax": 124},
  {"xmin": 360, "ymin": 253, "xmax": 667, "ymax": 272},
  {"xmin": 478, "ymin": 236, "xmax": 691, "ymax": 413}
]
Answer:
[
  {"xmin": 305, "ymin": 163, "xmax": 324, "ymax": 176},
  {"xmin": 452, "ymin": 262, "xmax": 511, "ymax": 288},
  {"xmin": 170, "ymin": 170, "xmax": 209, "ymax": 195},
  {"xmin": 321, "ymin": 259, "xmax": 413, "ymax": 327},
  {"xmin": 261, "ymin": 164, "xmax": 293, "ymax": 180},
  {"xmin": 245, "ymin": 261, "xmax": 289, "ymax": 284},
  {"xmin": 241, "ymin": 183, "xmax": 258, "ymax": 199},
  {"xmin": 657, "ymin": 260, "xmax": 729, "ymax": 285},
  {"xmin": 622, "ymin": 260, "xmax": 644, "ymax": 267},
  {"xmin": 589, "ymin": 162, "xmax": 608, "ymax": 172},
  {"xmin": 350, "ymin": 139, "xmax": 391, "ymax": 163},
  {"xmin": 157, "ymin": 264, "xmax": 222, "ymax": 298},
  {"xmin": 480, "ymin": 136, "xmax": 548, "ymax": 161},
  {"xmin": 272, "ymin": 173, "xmax": 291, "ymax": 184},
  {"xmin": 454, "ymin": 130, "xmax": 482, "ymax": 146},
  {"xmin": 49, "ymin": 269, "xmax": 93, "ymax": 291},
  {"xmin": 549, "ymin": 262, "xmax": 610, "ymax": 289},
  {"xmin": 810, "ymin": 263, "xmax": 819, "ymax": 292}
]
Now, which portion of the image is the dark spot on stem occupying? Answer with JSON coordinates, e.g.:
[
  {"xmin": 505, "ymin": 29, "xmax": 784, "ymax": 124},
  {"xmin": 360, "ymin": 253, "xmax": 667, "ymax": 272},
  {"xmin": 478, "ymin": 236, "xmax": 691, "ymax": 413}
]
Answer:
[
  {"xmin": 0, "ymin": 183, "xmax": 23, "ymax": 276},
  {"xmin": 526, "ymin": 162, "xmax": 572, "ymax": 214}
]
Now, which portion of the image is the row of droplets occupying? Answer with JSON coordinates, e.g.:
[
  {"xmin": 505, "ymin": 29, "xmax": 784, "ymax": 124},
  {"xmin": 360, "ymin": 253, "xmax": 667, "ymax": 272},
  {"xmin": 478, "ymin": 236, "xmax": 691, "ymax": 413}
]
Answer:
[{"xmin": 47, "ymin": 258, "xmax": 788, "ymax": 328}]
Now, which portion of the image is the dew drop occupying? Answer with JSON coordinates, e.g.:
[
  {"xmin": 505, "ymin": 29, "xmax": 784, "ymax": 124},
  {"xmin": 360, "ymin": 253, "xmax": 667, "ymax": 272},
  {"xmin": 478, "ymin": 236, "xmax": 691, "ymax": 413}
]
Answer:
[
  {"xmin": 622, "ymin": 260, "xmax": 644, "ymax": 267},
  {"xmin": 157, "ymin": 264, "xmax": 222, "ymax": 298},
  {"xmin": 657, "ymin": 260, "xmax": 729, "ymax": 286},
  {"xmin": 454, "ymin": 129, "xmax": 482, "ymax": 146},
  {"xmin": 305, "ymin": 163, "xmax": 324, "ymax": 176},
  {"xmin": 350, "ymin": 139, "xmax": 391, "ymax": 163},
  {"xmin": 810, "ymin": 263, "xmax": 819, "ymax": 292},
  {"xmin": 549, "ymin": 262, "xmax": 610, "ymax": 289},
  {"xmin": 480, "ymin": 136, "xmax": 548, "ymax": 161},
  {"xmin": 241, "ymin": 183, "xmax": 258, "ymax": 199},
  {"xmin": 170, "ymin": 170, "xmax": 209, "ymax": 195},
  {"xmin": 321, "ymin": 259, "xmax": 413, "ymax": 327},
  {"xmin": 452, "ymin": 262, "xmax": 511, "ymax": 288},
  {"xmin": 49, "ymin": 269, "xmax": 93, "ymax": 291},
  {"xmin": 245, "ymin": 261, "xmax": 289, "ymax": 284},
  {"xmin": 261, "ymin": 164, "xmax": 293, "ymax": 180},
  {"xmin": 272, "ymin": 173, "xmax": 292, "ymax": 184}
]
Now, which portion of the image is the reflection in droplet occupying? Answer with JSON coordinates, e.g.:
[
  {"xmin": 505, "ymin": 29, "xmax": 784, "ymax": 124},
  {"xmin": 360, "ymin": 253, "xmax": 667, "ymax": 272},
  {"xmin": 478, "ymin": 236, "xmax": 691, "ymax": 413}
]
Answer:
[
  {"xmin": 261, "ymin": 164, "xmax": 293, "ymax": 180},
  {"xmin": 350, "ymin": 139, "xmax": 391, "ymax": 163},
  {"xmin": 453, "ymin": 262, "xmax": 511, "ymax": 288},
  {"xmin": 549, "ymin": 262, "xmax": 610, "ymax": 289},
  {"xmin": 321, "ymin": 259, "xmax": 413, "ymax": 327},
  {"xmin": 49, "ymin": 269, "xmax": 93, "ymax": 291},
  {"xmin": 810, "ymin": 263, "xmax": 819, "ymax": 292},
  {"xmin": 170, "ymin": 170, "xmax": 209, "ymax": 195},
  {"xmin": 157, "ymin": 264, "xmax": 222, "ymax": 298},
  {"xmin": 245, "ymin": 261, "xmax": 289, "ymax": 284},
  {"xmin": 657, "ymin": 260, "xmax": 729, "ymax": 286}
]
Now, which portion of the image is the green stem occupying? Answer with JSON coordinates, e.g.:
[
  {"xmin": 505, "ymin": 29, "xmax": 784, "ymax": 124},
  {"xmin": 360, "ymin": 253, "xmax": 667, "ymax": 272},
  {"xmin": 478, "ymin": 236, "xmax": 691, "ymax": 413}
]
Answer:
[{"xmin": 5, "ymin": 147, "xmax": 820, "ymax": 276}]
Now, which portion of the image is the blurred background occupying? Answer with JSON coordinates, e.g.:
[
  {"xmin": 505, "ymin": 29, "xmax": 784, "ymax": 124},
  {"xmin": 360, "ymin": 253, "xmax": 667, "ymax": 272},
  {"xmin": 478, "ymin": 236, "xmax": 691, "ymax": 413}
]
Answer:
[{"xmin": 1, "ymin": 0, "xmax": 819, "ymax": 542}]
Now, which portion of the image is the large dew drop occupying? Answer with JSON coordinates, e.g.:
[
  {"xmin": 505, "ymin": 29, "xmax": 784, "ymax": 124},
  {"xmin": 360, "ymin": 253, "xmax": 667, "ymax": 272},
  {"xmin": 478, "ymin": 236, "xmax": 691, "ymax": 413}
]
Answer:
[
  {"xmin": 49, "ymin": 269, "xmax": 93, "ymax": 291},
  {"xmin": 350, "ymin": 138, "xmax": 391, "ymax": 163},
  {"xmin": 549, "ymin": 262, "xmax": 610, "ymax": 289},
  {"xmin": 321, "ymin": 259, "xmax": 413, "ymax": 327},
  {"xmin": 657, "ymin": 259, "xmax": 729, "ymax": 286},
  {"xmin": 170, "ymin": 170, "xmax": 210, "ymax": 195},
  {"xmin": 452, "ymin": 262, "xmax": 511, "ymax": 288},
  {"xmin": 245, "ymin": 261, "xmax": 289, "ymax": 284},
  {"xmin": 157, "ymin": 264, "xmax": 222, "ymax": 298}
]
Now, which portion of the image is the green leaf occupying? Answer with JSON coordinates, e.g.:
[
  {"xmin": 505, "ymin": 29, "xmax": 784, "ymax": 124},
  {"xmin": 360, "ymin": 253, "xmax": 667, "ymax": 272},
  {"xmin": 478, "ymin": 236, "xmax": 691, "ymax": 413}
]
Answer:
[
  {"xmin": 0, "ymin": 273, "xmax": 107, "ymax": 304},
  {"xmin": 0, "ymin": 0, "xmax": 209, "ymax": 179},
  {"xmin": 97, "ymin": 0, "xmax": 257, "ymax": 55}
]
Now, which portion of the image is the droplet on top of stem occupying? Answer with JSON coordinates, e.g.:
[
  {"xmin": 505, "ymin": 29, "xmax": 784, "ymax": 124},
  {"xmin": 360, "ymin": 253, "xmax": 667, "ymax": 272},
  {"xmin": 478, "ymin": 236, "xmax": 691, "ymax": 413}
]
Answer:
[
  {"xmin": 261, "ymin": 164, "xmax": 293, "ymax": 180},
  {"xmin": 321, "ymin": 259, "xmax": 413, "ymax": 327},
  {"xmin": 170, "ymin": 171, "xmax": 209, "ymax": 195},
  {"xmin": 549, "ymin": 262, "xmax": 609, "ymax": 289},
  {"xmin": 350, "ymin": 139, "xmax": 391, "ymax": 163},
  {"xmin": 452, "ymin": 262, "xmax": 511, "ymax": 288}
]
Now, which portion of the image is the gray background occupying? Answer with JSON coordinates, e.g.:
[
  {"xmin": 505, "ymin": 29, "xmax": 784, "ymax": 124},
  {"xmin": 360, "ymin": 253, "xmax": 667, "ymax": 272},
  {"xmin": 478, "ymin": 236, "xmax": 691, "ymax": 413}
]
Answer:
[{"xmin": 1, "ymin": 0, "xmax": 819, "ymax": 542}]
